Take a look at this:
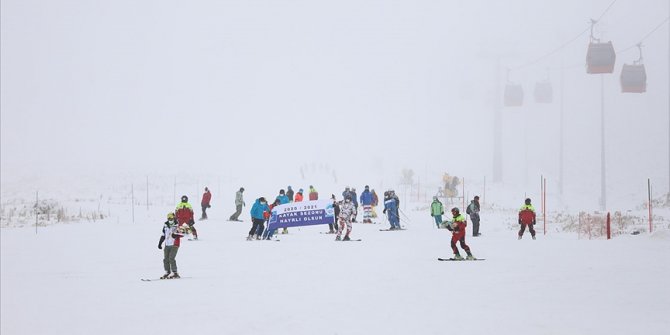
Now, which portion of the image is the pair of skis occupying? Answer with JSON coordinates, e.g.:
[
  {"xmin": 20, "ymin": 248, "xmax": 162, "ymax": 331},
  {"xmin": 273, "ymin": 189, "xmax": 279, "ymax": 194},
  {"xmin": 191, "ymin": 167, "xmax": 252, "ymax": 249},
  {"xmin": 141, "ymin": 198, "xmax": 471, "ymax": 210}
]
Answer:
[{"xmin": 437, "ymin": 258, "xmax": 485, "ymax": 261}]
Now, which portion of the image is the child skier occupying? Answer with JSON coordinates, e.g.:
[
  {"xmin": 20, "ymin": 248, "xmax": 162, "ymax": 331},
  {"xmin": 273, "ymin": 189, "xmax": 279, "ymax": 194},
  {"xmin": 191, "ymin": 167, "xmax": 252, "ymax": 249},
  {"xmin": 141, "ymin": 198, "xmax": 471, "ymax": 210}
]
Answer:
[
  {"xmin": 176, "ymin": 195, "xmax": 197, "ymax": 240},
  {"xmin": 262, "ymin": 199, "xmax": 281, "ymax": 239},
  {"xmin": 445, "ymin": 207, "xmax": 475, "ymax": 260},
  {"xmin": 518, "ymin": 198, "xmax": 537, "ymax": 240},
  {"xmin": 158, "ymin": 212, "xmax": 184, "ymax": 279},
  {"xmin": 430, "ymin": 196, "xmax": 444, "ymax": 229},
  {"xmin": 336, "ymin": 196, "xmax": 356, "ymax": 241}
]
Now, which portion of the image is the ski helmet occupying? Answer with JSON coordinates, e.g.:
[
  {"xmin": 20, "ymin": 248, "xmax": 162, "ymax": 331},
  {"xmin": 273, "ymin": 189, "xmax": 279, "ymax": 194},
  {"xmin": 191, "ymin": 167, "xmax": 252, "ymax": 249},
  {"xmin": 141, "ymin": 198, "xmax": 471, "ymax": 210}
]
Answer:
[
  {"xmin": 181, "ymin": 195, "xmax": 188, "ymax": 203},
  {"xmin": 525, "ymin": 198, "xmax": 531, "ymax": 205},
  {"xmin": 167, "ymin": 212, "xmax": 175, "ymax": 220},
  {"xmin": 451, "ymin": 207, "xmax": 460, "ymax": 215}
]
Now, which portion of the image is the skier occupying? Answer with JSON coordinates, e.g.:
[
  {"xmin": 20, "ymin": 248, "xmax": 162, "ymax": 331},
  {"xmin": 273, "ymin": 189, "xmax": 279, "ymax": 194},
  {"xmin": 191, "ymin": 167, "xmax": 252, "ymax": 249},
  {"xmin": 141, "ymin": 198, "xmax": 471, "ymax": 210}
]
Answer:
[
  {"xmin": 286, "ymin": 186, "xmax": 295, "ymax": 202},
  {"xmin": 383, "ymin": 191, "xmax": 401, "ymax": 230},
  {"xmin": 430, "ymin": 196, "xmax": 444, "ymax": 229},
  {"xmin": 466, "ymin": 195, "xmax": 481, "ymax": 236},
  {"xmin": 342, "ymin": 186, "xmax": 351, "ymax": 199},
  {"xmin": 445, "ymin": 207, "xmax": 475, "ymax": 260},
  {"xmin": 158, "ymin": 212, "xmax": 184, "ymax": 279},
  {"xmin": 518, "ymin": 198, "xmax": 536, "ymax": 240},
  {"xmin": 328, "ymin": 194, "xmax": 340, "ymax": 234},
  {"xmin": 229, "ymin": 187, "xmax": 245, "ymax": 221},
  {"xmin": 308, "ymin": 185, "xmax": 318, "ymax": 200},
  {"xmin": 294, "ymin": 189, "xmax": 304, "ymax": 202},
  {"xmin": 262, "ymin": 198, "xmax": 281, "ymax": 239},
  {"xmin": 359, "ymin": 185, "xmax": 374, "ymax": 223},
  {"xmin": 276, "ymin": 190, "xmax": 290, "ymax": 234},
  {"xmin": 175, "ymin": 195, "xmax": 197, "ymax": 240},
  {"xmin": 371, "ymin": 189, "xmax": 379, "ymax": 218},
  {"xmin": 336, "ymin": 195, "xmax": 356, "ymax": 241},
  {"xmin": 248, "ymin": 197, "xmax": 270, "ymax": 241},
  {"xmin": 200, "ymin": 187, "xmax": 212, "ymax": 220},
  {"xmin": 350, "ymin": 187, "xmax": 359, "ymax": 222},
  {"xmin": 390, "ymin": 190, "xmax": 400, "ymax": 225}
]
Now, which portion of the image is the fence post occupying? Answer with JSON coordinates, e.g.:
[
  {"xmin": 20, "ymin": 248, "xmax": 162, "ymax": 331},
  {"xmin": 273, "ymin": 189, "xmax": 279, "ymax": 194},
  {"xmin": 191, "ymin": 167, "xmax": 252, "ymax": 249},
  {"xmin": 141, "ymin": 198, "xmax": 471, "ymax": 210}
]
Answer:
[{"xmin": 606, "ymin": 212, "xmax": 611, "ymax": 240}]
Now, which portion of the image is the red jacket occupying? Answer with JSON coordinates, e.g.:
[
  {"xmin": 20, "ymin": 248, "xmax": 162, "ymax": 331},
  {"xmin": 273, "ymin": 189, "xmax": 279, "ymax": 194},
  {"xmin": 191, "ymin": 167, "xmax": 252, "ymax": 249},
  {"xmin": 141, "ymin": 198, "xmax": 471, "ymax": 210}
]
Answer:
[
  {"xmin": 309, "ymin": 191, "xmax": 318, "ymax": 201},
  {"xmin": 519, "ymin": 209, "xmax": 536, "ymax": 225},
  {"xmin": 175, "ymin": 203, "xmax": 194, "ymax": 225},
  {"xmin": 294, "ymin": 193, "xmax": 304, "ymax": 202},
  {"xmin": 201, "ymin": 191, "xmax": 212, "ymax": 206}
]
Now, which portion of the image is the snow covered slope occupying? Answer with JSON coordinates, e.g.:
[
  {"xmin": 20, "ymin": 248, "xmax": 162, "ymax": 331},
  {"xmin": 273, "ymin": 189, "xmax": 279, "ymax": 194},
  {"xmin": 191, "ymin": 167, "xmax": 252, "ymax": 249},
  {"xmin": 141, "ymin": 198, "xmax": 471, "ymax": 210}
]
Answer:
[{"xmin": 2, "ymin": 208, "xmax": 669, "ymax": 335}]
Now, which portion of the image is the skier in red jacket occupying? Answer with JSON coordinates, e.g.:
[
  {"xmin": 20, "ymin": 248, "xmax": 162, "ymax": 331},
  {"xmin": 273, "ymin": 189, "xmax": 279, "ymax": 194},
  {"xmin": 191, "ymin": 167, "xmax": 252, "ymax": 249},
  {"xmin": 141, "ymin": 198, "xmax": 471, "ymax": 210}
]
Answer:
[
  {"xmin": 176, "ymin": 195, "xmax": 197, "ymax": 240},
  {"xmin": 200, "ymin": 187, "xmax": 212, "ymax": 220},
  {"xmin": 446, "ymin": 207, "xmax": 475, "ymax": 260},
  {"xmin": 518, "ymin": 198, "xmax": 536, "ymax": 240}
]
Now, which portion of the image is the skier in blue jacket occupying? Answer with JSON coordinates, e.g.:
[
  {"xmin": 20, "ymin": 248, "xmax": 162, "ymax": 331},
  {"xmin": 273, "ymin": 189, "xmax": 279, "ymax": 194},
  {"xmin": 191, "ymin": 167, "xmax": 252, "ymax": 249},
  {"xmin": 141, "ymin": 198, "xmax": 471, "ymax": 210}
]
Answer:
[
  {"xmin": 248, "ymin": 197, "xmax": 270, "ymax": 240},
  {"xmin": 359, "ymin": 185, "xmax": 374, "ymax": 223}
]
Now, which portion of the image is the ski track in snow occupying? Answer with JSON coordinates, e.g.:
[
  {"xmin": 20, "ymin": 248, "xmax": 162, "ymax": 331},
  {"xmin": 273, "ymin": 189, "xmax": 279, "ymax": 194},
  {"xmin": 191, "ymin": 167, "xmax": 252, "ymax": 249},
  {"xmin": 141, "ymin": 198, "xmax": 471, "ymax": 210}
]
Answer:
[{"xmin": 2, "ymin": 207, "xmax": 670, "ymax": 335}]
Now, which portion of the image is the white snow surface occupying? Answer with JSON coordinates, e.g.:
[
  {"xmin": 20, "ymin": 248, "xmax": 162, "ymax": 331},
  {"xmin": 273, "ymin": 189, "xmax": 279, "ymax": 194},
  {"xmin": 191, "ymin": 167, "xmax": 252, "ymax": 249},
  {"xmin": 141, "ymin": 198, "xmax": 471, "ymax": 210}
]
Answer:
[{"xmin": 2, "ymin": 207, "xmax": 669, "ymax": 335}]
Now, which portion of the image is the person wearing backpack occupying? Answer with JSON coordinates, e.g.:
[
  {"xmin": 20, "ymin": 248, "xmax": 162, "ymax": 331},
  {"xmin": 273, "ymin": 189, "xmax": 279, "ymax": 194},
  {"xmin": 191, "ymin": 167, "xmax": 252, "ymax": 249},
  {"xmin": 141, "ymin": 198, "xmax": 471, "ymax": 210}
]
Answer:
[
  {"xmin": 430, "ymin": 196, "xmax": 444, "ymax": 229},
  {"xmin": 518, "ymin": 198, "xmax": 536, "ymax": 240},
  {"xmin": 467, "ymin": 196, "xmax": 481, "ymax": 236}
]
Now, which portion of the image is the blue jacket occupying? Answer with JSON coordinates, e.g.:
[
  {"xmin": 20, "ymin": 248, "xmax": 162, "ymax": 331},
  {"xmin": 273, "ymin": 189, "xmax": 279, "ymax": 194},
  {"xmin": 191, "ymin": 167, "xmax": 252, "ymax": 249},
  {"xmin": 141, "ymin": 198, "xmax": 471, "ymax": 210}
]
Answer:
[
  {"xmin": 250, "ymin": 199, "xmax": 270, "ymax": 220},
  {"xmin": 276, "ymin": 194, "xmax": 290, "ymax": 205},
  {"xmin": 384, "ymin": 198, "xmax": 398, "ymax": 221},
  {"xmin": 360, "ymin": 190, "xmax": 373, "ymax": 206}
]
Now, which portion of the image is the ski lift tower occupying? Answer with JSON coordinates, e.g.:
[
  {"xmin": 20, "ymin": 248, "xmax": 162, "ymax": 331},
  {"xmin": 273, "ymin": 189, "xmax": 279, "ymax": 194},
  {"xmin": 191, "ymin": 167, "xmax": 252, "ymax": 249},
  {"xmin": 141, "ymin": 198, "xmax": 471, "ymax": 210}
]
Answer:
[{"xmin": 586, "ymin": 19, "xmax": 616, "ymax": 211}]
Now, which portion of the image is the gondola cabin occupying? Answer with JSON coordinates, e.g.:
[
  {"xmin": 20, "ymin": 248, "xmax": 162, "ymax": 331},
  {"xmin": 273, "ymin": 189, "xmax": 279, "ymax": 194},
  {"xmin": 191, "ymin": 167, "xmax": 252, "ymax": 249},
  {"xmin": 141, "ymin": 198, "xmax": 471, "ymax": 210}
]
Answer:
[
  {"xmin": 534, "ymin": 81, "xmax": 553, "ymax": 103},
  {"xmin": 504, "ymin": 84, "xmax": 524, "ymax": 107},
  {"xmin": 620, "ymin": 64, "xmax": 646, "ymax": 93},
  {"xmin": 586, "ymin": 41, "xmax": 616, "ymax": 74}
]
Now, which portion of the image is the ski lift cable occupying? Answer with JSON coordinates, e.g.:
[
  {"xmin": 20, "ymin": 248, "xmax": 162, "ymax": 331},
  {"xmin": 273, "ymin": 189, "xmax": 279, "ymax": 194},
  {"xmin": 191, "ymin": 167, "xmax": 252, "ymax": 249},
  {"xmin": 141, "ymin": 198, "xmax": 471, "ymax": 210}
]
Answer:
[
  {"xmin": 511, "ymin": 0, "xmax": 618, "ymax": 72},
  {"xmin": 617, "ymin": 16, "xmax": 669, "ymax": 54}
]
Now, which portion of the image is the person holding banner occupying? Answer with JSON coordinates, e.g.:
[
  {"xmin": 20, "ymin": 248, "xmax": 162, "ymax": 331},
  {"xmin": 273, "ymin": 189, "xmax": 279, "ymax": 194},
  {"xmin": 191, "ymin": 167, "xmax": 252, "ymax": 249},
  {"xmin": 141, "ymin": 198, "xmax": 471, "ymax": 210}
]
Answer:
[
  {"xmin": 277, "ymin": 190, "xmax": 290, "ymax": 234},
  {"xmin": 261, "ymin": 198, "xmax": 280, "ymax": 239},
  {"xmin": 336, "ymin": 196, "xmax": 356, "ymax": 241},
  {"xmin": 248, "ymin": 197, "xmax": 269, "ymax": 241}
]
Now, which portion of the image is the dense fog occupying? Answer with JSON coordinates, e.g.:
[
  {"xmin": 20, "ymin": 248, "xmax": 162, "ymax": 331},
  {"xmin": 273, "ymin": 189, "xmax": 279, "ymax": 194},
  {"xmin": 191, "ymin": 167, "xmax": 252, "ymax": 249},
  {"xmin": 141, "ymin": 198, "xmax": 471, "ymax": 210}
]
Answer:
[{"xmin": 2, "ymin": 0, "xmax": 669, "ymax": 210}]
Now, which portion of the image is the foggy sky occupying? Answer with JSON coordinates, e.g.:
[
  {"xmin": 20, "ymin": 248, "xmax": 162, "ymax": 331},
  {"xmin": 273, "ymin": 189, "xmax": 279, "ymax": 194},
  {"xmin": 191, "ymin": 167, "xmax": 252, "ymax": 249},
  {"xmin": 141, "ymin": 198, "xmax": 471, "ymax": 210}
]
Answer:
[{"xmin": 2, "ymin": 0, "xmax": 669, "ymax": 209}]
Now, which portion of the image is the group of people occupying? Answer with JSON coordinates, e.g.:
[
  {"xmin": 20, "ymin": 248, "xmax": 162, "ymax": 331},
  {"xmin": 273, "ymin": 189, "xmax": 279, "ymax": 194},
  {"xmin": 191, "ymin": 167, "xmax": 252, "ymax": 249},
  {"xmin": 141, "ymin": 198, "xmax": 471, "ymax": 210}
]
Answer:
[
  {"xmin": 156, "ymin": 183, "xmax": 538, "ymax": 277},
  {"xmin": 157, "ymin": 193, "xmax": 203, "ymax": 279},
  {"xmin": 428, "ymin": 195, "xmax": 538, "ymax": 260}
]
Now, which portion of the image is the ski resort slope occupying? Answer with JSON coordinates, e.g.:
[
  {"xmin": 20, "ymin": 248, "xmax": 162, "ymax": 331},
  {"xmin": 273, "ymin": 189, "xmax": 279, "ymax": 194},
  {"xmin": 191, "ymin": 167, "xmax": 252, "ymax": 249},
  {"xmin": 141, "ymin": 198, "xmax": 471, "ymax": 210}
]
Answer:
[{"xmin": 2, "ymin": 209, "xmax": 669, "ymax": 335}]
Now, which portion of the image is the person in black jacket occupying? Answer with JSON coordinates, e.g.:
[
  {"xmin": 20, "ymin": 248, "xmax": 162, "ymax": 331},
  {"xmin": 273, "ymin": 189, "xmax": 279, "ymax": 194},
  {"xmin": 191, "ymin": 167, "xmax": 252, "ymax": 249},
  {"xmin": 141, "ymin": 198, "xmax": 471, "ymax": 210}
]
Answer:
[{"xmin": 328, "ymin": 194, "xmax": 340, "ymax": 233}]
